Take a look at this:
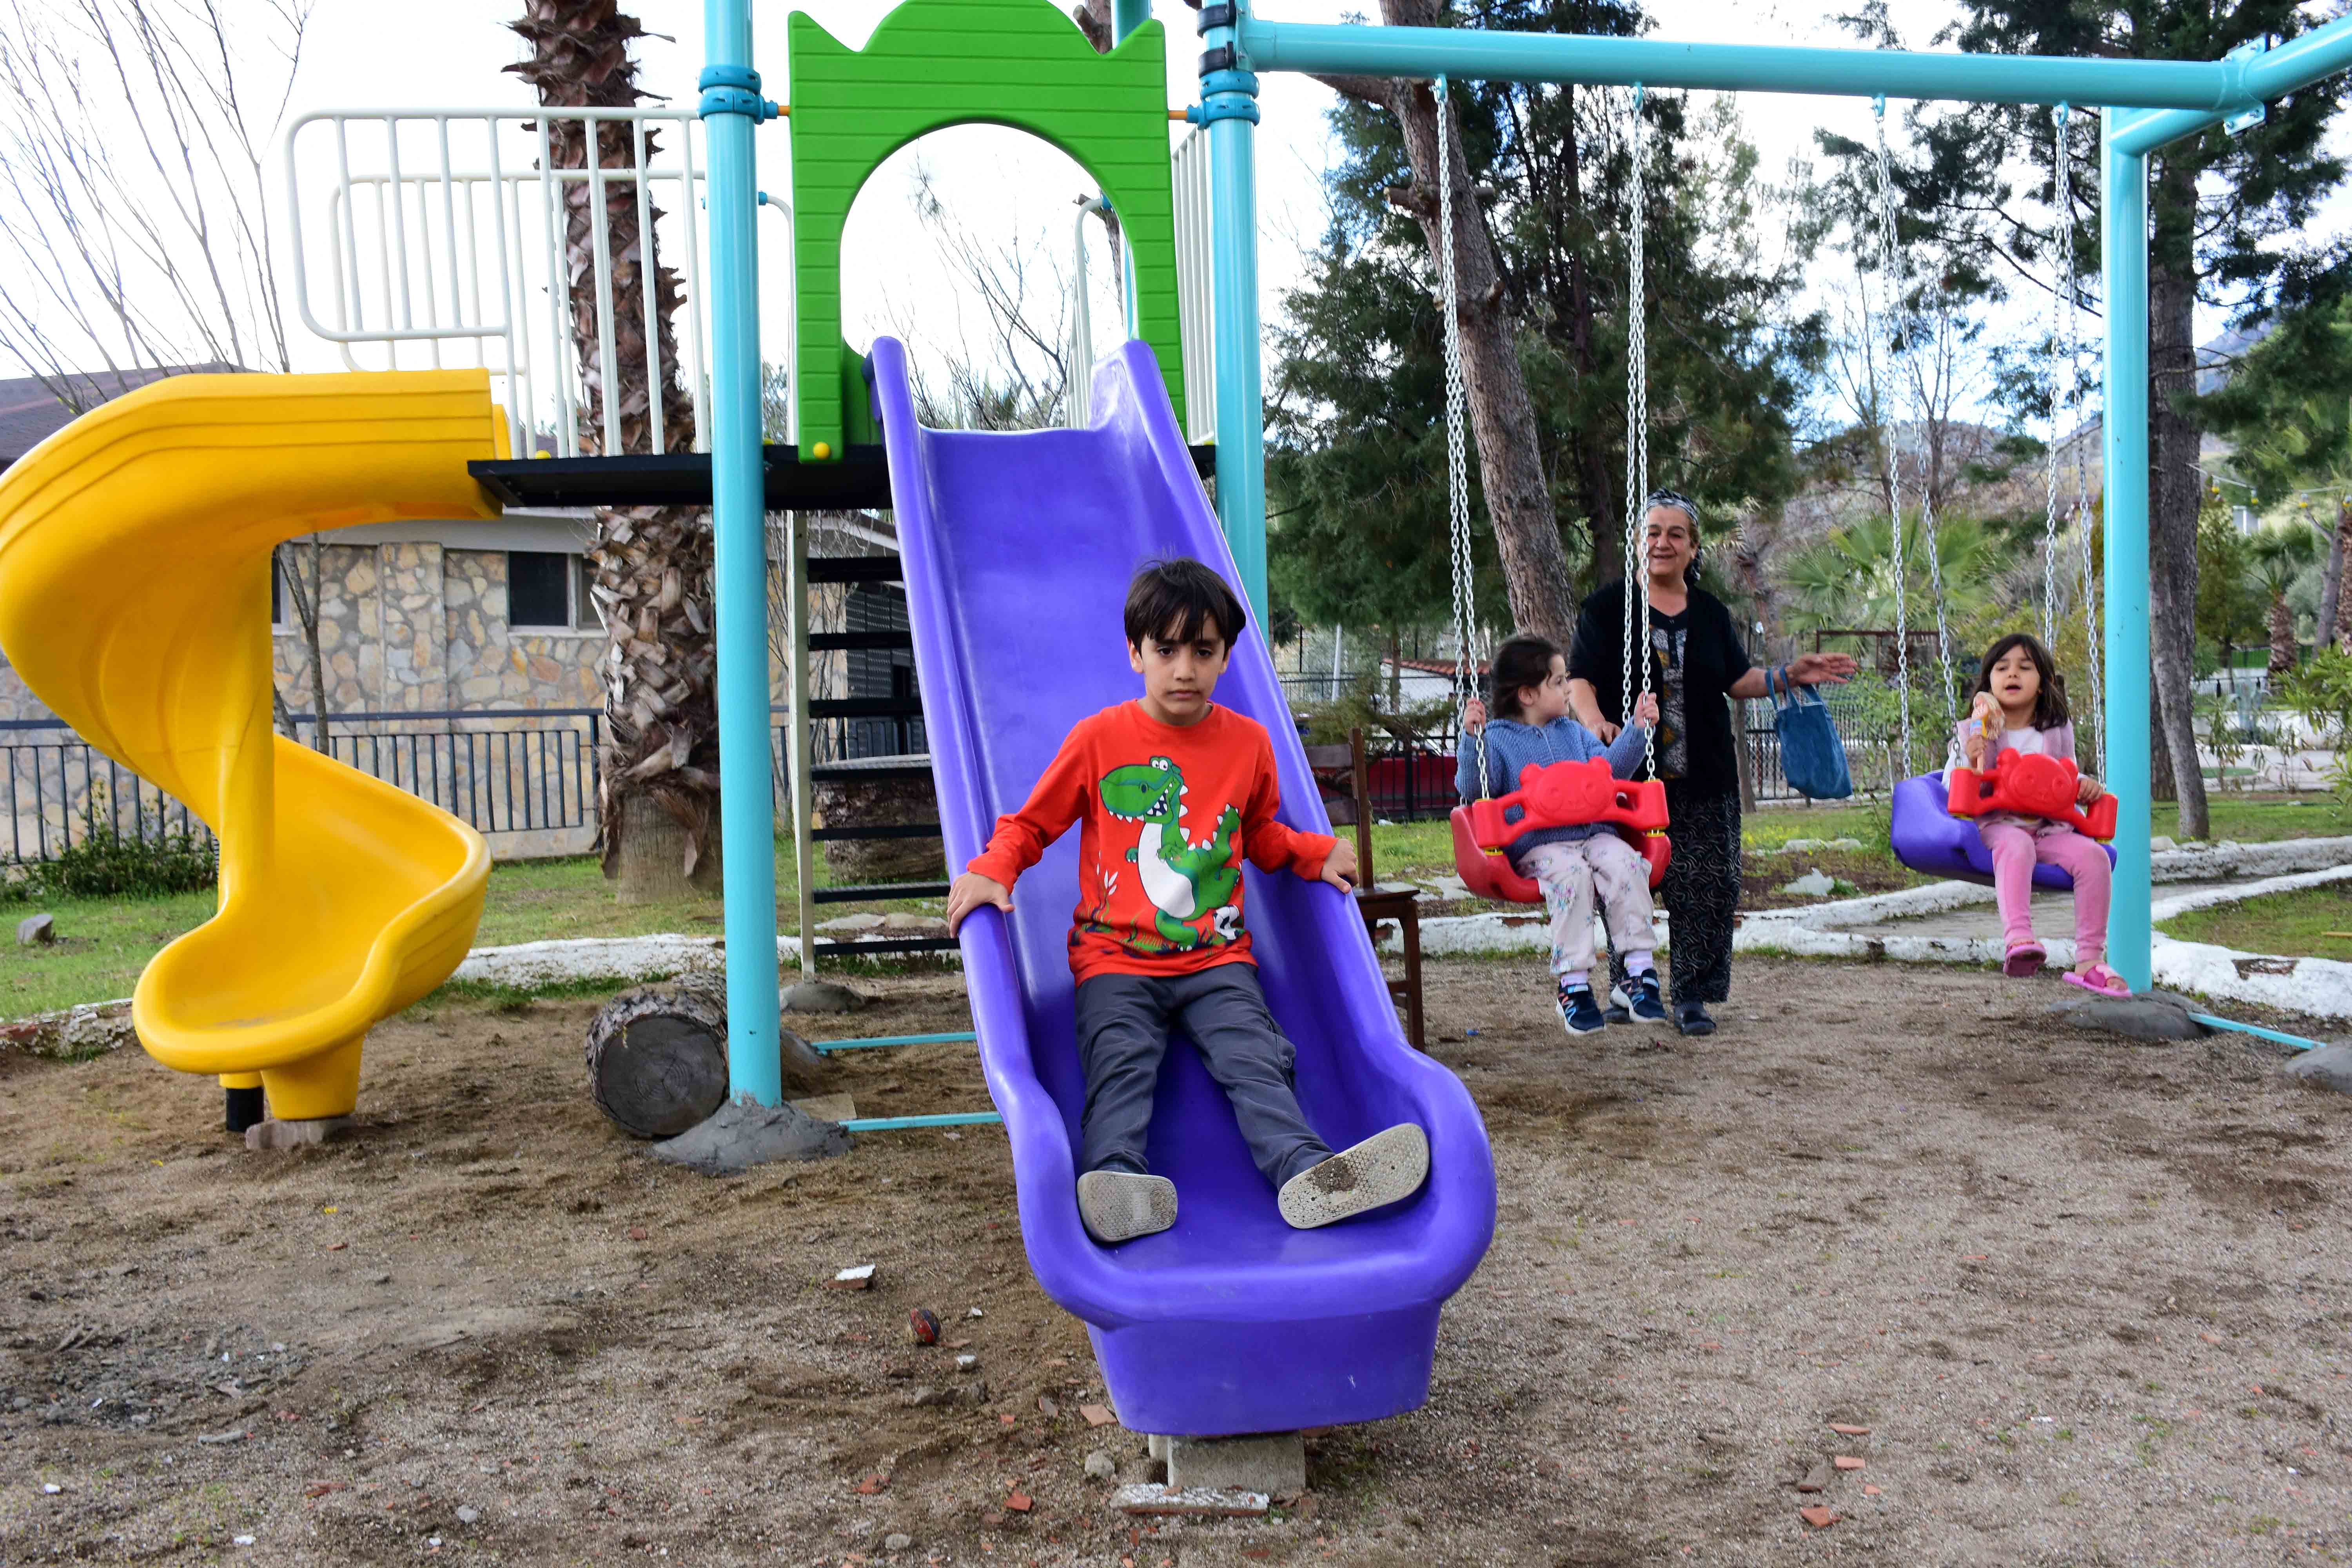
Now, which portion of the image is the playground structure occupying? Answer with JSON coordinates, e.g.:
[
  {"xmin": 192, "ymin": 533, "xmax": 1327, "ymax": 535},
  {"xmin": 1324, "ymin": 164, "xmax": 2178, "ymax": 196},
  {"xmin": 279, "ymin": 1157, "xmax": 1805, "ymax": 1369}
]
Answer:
[{"xmin": 4, "ymin": 0, "xmax": 2352, "ymax": 1446}]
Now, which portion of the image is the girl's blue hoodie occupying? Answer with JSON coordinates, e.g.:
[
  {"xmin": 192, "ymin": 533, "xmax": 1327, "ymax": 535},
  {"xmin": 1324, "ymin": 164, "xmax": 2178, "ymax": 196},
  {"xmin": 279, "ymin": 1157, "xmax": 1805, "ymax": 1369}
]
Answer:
[{"xmin": 1455, "ymin": 714, "xmax": 1654, "ymax": 869}]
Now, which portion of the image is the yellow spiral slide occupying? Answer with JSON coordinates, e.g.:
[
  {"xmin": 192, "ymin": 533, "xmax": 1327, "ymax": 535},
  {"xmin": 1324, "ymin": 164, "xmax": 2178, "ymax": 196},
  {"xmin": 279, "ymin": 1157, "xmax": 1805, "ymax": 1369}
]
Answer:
[{"xmin": 0, "ymin": 371, "xmax": 509, "ymax": 1121}]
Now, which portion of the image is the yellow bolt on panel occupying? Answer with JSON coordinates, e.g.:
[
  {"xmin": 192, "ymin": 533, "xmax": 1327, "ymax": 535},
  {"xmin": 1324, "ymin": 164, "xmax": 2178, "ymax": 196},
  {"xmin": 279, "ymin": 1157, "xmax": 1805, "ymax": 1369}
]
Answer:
[{"xmin": 0, "ymin": 371, "xmax": 510, "ymax": 1121}]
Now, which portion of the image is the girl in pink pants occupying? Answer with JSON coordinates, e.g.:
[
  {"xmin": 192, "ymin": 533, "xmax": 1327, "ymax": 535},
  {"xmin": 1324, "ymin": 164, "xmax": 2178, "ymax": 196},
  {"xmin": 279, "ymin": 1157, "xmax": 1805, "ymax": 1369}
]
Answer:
[{"xmin": 1954, "ymin": 633, "xmax": 2125, "ymax": 997}]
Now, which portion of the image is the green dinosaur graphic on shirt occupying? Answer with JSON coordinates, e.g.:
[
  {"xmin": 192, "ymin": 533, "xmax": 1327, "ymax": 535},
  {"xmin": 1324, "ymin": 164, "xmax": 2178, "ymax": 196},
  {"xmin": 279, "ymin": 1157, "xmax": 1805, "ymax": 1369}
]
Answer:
[{"xmin": 1097, "ymin": 756, "xmax": 1245, "ymax": 951}]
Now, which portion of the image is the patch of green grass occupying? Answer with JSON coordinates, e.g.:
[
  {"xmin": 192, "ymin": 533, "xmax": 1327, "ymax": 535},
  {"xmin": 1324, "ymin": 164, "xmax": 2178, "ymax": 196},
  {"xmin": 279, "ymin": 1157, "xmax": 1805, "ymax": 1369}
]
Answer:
[
  {"xmin": 2183, "ymin": 792, "xmax": 2346, "ymax": 842},
  {"xmin": 2159, "ymin": 882, "xmax": 2352, "ymax": 960},
  {"xmin": 1, "ymin": 841, "xmax": 828, "ymax": 1022}
]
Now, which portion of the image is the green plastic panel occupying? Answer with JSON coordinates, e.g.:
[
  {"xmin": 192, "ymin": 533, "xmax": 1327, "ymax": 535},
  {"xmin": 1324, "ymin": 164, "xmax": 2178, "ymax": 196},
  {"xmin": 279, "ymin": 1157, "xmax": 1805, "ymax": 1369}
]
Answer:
[{"xmin": 786, "ymin": 0, "xmax": 1184, "ymax": 460}]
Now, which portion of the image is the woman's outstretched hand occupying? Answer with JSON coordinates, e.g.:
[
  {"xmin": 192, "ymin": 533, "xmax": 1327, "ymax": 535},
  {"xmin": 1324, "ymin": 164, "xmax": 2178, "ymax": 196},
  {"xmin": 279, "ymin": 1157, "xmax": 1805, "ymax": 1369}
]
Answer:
[{"xmin": 1790, "ymin": 652, "xmax": 1858, "ymax": 686}]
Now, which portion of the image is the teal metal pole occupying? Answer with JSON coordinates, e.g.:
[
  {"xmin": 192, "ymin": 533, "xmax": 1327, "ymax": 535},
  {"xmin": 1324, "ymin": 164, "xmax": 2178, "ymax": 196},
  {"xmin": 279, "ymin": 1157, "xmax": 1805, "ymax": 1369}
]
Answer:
[
  {"xmin": 1240, "ymin": 15, "xmax": 2254, "ymax": 107},
  {"xmin": 1112, "ymin": 0, "xmax": 1149, "ymax": 341},
  {"xmin": 2101, "ymin": 108, "xmax": 2153, "ymax": 996},
  {"xmin": 1202, "ymin": 3, "xmax": 1267, "ymax": 623},
  {"xmin": 840, "ymin": 1112, "xmax": 1005, "ymax": 1133},
  {"xmin": 700, "ymin": 0, "xmax": 784, "ymax": 1106},
  {"xmin": 2187, "ymin": 1013, "xmax": 2327, "ymax": 1052}
]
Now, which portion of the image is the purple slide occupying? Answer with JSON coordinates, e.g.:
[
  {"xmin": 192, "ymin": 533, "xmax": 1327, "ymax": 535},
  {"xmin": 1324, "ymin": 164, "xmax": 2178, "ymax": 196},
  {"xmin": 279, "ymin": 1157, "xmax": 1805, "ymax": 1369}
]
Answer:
[
  {"xmin": 869, "ymin": 337, "xmax": 1496, "ymax": 1437},
  {"xmin": 1890, "ymin": 771, "xmax": 2116, "ymax": 890}
]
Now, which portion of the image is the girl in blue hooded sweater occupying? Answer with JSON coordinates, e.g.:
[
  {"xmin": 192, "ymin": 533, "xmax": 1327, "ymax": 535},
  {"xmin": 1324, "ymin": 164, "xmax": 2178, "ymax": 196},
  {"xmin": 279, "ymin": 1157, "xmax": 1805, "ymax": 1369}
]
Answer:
[{"xmin": 1459, "ymin": 634, "xmax": 1664, "ymax": 1034}]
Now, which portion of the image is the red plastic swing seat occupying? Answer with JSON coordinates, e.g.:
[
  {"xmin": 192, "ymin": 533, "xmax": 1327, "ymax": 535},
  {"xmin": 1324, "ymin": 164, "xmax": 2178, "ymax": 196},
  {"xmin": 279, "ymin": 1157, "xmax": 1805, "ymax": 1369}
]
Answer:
[
  {"xmin": 1944, "ymin": 751, "xmax": 2119, "ymax": 840},
  {"xmin": 1450, "ymin": 757, "xmax": 1671, "ymax": 904}
]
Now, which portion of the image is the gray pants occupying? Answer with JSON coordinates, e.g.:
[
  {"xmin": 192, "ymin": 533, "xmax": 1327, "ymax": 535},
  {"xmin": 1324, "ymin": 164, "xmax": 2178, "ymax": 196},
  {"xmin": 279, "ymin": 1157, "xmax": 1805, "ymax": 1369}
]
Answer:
[{"xmin": 1074, "ymin": 964, "xmax": 1332, "ymax": 1189}]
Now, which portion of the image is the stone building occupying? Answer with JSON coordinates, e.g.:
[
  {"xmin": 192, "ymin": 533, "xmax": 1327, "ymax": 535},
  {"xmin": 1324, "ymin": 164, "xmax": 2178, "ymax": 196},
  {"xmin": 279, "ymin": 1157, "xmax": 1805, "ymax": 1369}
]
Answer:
[{"xmin": 0, "ymin": 371, "xmax": 926, "ymax": 864}]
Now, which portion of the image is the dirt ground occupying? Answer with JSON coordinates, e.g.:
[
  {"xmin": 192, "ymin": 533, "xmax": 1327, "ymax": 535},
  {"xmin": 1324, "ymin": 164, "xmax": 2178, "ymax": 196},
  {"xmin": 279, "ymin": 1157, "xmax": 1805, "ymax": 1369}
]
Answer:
[{"xmin": 4, "ymin": 956, "xmax": 2349, "ymax": 1567}]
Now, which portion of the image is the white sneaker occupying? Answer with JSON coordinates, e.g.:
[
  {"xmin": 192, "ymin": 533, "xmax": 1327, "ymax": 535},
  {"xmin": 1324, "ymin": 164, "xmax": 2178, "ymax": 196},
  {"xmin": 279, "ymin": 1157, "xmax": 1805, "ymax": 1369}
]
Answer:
[
  {"xmin": 1076, "ymin": 1170, "xmax": 1177, "ymax": 1244},
  {"xmin": 1276, "ymin": 1124, "xmax": 1430, "ymax": 1230}
]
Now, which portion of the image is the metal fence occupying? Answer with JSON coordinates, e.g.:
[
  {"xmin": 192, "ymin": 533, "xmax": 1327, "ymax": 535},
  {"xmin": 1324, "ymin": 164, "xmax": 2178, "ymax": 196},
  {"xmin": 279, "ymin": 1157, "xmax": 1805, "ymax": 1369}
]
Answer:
[
  {"xmin": 0, "ymin": 710, "xmax": 609, "ymax": 865},
  {"xmin": 0, "ymin": 706, "xmax": 956, "ymax": 867}
]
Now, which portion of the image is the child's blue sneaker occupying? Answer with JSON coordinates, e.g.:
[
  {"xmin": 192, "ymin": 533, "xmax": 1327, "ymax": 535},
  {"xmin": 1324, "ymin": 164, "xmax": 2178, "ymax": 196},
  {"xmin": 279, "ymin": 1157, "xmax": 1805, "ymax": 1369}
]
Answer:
[
  {"xmin": 1626, "ymin": 971, "xmax": 1668, "ymax": 1024},
  {"xmin": 1557, "ymin": 981, "xmax": 1606, "ymax": 1035}
]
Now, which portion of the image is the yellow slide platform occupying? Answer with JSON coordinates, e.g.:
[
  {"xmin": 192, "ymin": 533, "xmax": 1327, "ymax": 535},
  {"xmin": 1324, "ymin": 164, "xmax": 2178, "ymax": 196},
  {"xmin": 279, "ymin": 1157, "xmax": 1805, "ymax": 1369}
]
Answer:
[{"xmin": 0, "ymin": 371, "xmax": 510, "ymax": 1121}]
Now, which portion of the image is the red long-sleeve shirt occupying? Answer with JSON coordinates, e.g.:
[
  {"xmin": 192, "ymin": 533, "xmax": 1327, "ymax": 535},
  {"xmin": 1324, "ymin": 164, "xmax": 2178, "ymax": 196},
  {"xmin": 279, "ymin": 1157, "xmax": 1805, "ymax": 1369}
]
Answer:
[{"xmin": 966, "ymin": 701, "xmax": 1335, "ymax": 983}]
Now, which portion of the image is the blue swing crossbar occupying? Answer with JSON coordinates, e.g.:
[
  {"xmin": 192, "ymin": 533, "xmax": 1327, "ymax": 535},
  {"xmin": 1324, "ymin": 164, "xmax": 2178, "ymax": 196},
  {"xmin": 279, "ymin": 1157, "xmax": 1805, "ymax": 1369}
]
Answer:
[
  {"xmin": 841, "ymin": 1111, "xmax": 1005, "ymax": 1132},
  {"xmin": 810, "ymin": 1031, "xmax": 978, "ymax": 1053},
  {"xmin": 809, "ymin": 1030, "xmax": 996, "ymax": 1131},
  {"xmin": 2187, "ymin": 1014, "xmax": 2328, "ymax": 1053}
]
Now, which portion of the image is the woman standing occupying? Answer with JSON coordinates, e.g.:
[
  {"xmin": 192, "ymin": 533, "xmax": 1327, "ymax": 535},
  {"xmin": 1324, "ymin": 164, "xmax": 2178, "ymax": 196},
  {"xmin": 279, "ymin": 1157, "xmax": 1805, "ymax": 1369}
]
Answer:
[{"xmin": 1566, "ymin": 492, "xmax": 1856, "ymax": 1036}]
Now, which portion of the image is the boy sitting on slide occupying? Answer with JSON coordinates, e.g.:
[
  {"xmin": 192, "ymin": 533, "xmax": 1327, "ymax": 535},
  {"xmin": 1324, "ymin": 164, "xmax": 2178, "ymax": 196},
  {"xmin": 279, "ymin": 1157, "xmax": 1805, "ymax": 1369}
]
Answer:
[{"xmin": 944, "ymin": 558, "xmax": 1431, "ymax": 1245}]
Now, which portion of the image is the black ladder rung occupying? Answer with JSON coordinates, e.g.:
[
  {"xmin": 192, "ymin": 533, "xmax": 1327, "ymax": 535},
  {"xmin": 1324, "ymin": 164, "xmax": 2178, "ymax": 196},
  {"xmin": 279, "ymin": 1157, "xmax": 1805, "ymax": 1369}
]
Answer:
[
  {"xmin": 806, "ymin": 556, "xmax": 903, "ymax": 584},
  {"xmin": 812, "ymin": 881, "xmax": 951, "ymax": 903},
  {"xmin": 808, "ymin": 630, "xmax": 913, "ymax": 651},
  {"xmin": 809, "ymin": 696, "xmax": 924, "ymax": 719},
  {"xmin": 809, "ymin": 760, "xmax": 933, "ymax": 782},
  {"xmin": 811, "ymin": 823, "xmax": 940, "ymax": 841},
  {"xmin": 812, "ymin": 935, "xmax": 962, "ymax": 956}
]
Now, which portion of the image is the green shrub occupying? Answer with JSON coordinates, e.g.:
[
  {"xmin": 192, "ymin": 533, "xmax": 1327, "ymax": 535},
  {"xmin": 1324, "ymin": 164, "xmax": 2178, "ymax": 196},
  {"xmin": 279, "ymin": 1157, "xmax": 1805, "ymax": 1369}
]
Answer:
[{"xmin": 2, "ymin": 827, "xmax": 217, "ymax": 902}]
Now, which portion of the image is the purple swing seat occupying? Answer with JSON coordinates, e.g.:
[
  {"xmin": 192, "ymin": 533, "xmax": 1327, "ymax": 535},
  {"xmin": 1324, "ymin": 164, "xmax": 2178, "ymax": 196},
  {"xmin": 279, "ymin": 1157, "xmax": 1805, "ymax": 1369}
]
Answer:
[{"xmin": 1889, "ymin": 771, "xmax": 2118, "ymax": 890}]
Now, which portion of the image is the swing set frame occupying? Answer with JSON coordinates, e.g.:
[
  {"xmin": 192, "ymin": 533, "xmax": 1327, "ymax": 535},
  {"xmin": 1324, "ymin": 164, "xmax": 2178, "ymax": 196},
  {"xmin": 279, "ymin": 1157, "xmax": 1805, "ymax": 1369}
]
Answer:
[
  {"xmin": 1176, "ymin": 5, "xmax": 2352, "ymax": 996},
  {"xmin": 684, "ymin": 0, "xmax": 2352, "ymax": 1091}
]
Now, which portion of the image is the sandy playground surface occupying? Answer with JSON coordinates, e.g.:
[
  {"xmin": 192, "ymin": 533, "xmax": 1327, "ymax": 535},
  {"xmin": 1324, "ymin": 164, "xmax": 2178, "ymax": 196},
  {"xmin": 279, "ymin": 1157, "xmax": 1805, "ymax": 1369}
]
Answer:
[{"xmin": 3, "ymin": 956, "xmax": 2349, "ymax": 1566}]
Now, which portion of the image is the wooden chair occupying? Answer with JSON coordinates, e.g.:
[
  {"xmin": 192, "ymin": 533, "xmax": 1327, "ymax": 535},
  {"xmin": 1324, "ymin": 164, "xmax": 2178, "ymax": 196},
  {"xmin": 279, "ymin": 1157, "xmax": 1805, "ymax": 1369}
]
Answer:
[{"xmin": 1303, "ymin": 727, "xmax": 1425, "ymax": 1051}]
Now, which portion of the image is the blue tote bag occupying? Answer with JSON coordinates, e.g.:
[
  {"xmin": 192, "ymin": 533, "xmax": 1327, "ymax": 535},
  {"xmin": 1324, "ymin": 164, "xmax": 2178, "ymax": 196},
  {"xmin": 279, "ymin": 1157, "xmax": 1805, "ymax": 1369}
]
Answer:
[{"xmin": 1768, "ymin": 667, "xmax": 1853, "ymax": 800}]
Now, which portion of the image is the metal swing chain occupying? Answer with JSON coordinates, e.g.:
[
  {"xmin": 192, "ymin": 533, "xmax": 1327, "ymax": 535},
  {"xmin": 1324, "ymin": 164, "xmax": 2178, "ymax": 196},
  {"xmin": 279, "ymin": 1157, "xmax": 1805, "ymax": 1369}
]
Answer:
[
  {"xmin": 2054, "ymin": 105, "xmax": 2105, "ymax": 771},
  {"xmin": 1436, "ymin": 77, "xmax": 1490, "ymax": 797},
  {"xmin": 2040, "ymin": 107, "xmax": 2071, "ymax": 652},
  {"xmin": 1619, "ymin": 84, "xmax": 1657, "ymax": 777},
  {"xmin": 1877, "ymin": 111, "xmax": 1960, "ymax": 737},
  {"xmin": 1870, "ymin": 104, "xmax": 1915, "ymax": 768}
]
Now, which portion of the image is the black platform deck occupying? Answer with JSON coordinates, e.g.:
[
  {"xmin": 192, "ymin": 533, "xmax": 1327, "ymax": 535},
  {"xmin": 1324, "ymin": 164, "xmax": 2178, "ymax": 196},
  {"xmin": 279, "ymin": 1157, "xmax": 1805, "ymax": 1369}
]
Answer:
[{"xmin": 470, "ymin": 441, "xmax": 1217, "ymax": 511}]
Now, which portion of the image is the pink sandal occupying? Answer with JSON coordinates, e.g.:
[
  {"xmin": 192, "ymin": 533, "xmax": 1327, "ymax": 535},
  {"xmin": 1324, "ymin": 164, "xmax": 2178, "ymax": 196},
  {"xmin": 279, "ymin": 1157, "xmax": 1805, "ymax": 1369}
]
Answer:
[
  {"xmin": 2002, "ymin": 942, "xmax": 2046, "ymax": 978},
  {"xmin": 2062, "ymin": 963, "xmax": 2131, "ymax": 998}
]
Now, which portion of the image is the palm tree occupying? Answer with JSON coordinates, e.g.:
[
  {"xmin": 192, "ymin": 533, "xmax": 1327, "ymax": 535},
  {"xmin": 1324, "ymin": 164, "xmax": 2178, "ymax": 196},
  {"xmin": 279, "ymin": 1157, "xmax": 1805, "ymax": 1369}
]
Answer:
[
  {"xmin": 510, "ymin": 0, "xmax": 720, "ymax": 901},
  {"xmin": 2247, "ymin": 522, "xmax": 2321, "ymax": 673},
  {"xmin": 1779, "ymin": 512, "xmax": 2013, "ymax": 657}
]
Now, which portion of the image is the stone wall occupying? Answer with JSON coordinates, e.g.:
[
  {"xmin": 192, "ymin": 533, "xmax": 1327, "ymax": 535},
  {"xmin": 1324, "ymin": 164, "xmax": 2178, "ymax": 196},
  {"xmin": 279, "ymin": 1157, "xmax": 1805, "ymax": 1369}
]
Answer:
[
  {"xmin": 0, "ymin": 517, "xmax": 867, "ymax": 866},
  {"xmin": 0, "ymin": 538, "xmax": 612, "ymax": 862}
]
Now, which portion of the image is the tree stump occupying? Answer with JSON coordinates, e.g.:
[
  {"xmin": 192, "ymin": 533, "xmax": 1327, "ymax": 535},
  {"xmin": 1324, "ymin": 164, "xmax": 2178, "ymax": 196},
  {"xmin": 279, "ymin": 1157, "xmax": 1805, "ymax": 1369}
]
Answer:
[
  {"xmin": 586, "ymin": 979, "xmax": 831, "ymax": 1137},
  {"xmin": 586, "ymin": 983, "xmax": 730, "ymax": 1138}
]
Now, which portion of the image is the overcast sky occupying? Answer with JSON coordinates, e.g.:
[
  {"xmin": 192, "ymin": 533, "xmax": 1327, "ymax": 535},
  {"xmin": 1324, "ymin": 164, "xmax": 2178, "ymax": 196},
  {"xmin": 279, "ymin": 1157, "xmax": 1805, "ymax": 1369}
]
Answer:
[{"xmin": 117, "ymin": 0, "xmax": 2352, "ymax": 428}]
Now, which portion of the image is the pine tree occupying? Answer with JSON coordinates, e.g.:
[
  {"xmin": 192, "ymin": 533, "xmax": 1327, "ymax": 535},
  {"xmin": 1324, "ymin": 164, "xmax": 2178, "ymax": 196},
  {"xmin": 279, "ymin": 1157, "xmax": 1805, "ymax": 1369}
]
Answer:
[{"xmin": 1272, "ymin": 0, "xmax": 1820, "ymax": 647}]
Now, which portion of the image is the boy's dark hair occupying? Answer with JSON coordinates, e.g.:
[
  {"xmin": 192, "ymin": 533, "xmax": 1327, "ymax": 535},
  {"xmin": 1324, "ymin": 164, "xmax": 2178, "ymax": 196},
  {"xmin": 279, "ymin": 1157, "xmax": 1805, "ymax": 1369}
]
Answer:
[
  {"xmin": 1970, "ymin": 632, "xmax": 2070, "ymax": 730},
  {"xmin": 1487, "ymin": 633, "xmax": 1562, "ymax": 721},
  {"xmin": 1124, "ymin": 557, "xmax": 1247, "ymax": 649}
]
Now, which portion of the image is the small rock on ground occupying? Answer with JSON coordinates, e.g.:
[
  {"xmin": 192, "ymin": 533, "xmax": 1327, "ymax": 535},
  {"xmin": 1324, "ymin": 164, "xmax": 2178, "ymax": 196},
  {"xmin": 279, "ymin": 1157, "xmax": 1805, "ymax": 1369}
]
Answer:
[
  {"xmin": 2048, "ymin": 991, "xmax": 2208, "ymax": 1042},
  {"xmin": 17, "ymin": 912, "xmax": 53, "ymax": 946},
  {"xmin": 1084, "ymin": 1450, "xmax": 1118, "ymax": 1480},
  {"xmin": 782, "ymin": 980, "xmax": 863, "ymax": 1014},
  {"xmin": 246, "ymin": 1117, "xmax": 353, "ymax": 1151},
  {"xmin": 2286, "ymin": 1041, "xmax": 2352, "ymax": 1095},
  {"xmin": 884, "ymin": 1534, "xmax": 913, "ymax": 1552},
  {"xmin": 455, "ymin": 1506, "xmax": 479, "ymax": 1525},
  {"xmin": 1779, "ymin": 869, "xmax": 1837, "ymax": 898}
]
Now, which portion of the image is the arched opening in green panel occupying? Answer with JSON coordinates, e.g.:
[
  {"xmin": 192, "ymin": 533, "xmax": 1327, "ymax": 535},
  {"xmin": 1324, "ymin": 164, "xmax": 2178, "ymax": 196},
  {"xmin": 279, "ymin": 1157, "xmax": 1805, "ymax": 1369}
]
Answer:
[
  {"xmin": 784, "ymin": 0, "xmax": 1182, "ymax": 460},
  {"xmin": 837, "ymin": 127, "xmax": 1133, "ymax": 434}
]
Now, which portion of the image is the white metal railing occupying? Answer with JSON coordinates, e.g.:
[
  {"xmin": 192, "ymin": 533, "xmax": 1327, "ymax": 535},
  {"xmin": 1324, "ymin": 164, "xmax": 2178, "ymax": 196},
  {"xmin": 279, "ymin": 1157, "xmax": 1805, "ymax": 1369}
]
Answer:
[
  {"xmin": 1172, "ymin": 126, "xmax": 1217, "ymax": 446},
  {"xmin": 283, "ymin": 109, "xmax": 716, "ymax": 459},
  {"xmin": 1065, "ymin": 200, "xmax": 1103, "ymax": 428}
]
